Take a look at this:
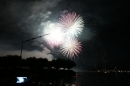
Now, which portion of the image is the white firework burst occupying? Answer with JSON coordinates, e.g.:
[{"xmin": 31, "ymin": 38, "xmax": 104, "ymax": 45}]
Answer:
[
  {"xmin": 60, "ymin": 37, "xmax": 82, "ymax": 58},
  {"xmin": 59, "ymin": 12, "xmax": 84, "ymax": 37},
  {"xmin": 43, "ymin": 23, "xmax": 64, "ymax": 48}
]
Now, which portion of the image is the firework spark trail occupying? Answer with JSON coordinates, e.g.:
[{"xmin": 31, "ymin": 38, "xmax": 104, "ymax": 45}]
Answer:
[
  {"xmin": 59, "ymin": 12, "xmax": 84, "ymax": 38},
  {"xmin": 60, "ymin": 37, "xmax": 82, "ymax": 58},
  {"xmin": 43, "ymin": 12, "xmax": 84, "ymax": 58},
  {"xmin": 43, "ymin": 23, "xmax": 64, "ymax": 48}
]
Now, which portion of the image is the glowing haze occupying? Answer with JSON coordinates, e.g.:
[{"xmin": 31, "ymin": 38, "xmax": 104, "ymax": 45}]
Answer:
[{"xmin": 43, "ymin": 23, "xmax": 64, "ymax": 48}]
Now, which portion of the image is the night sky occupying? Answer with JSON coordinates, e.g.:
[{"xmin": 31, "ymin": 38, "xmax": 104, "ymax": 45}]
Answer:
[{"xmin": 0, "ymin": 0, "xmax": 129, "ymax": 71}]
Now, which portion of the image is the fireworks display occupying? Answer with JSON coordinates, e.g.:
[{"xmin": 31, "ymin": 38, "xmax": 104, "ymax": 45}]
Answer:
[
  {"xmin": 43, "ymin": 23, "xmax": 64, "ymax": 48},
  {"xmin": 60, "ymin": 37, "xmax": 82, "ymax": 58},
  {"xmin": 43, "ymin": 12, "xmax": 84, "ymax": 58},
  {"xmin": 59, "ymin": 12, "xmax": 84, "ymax": 37}
]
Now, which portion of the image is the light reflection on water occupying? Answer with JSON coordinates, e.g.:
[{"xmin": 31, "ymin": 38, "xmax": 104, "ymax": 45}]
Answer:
[{"xmin": 70, "ymin": 72, "xmax": 130, "ymax": 86}]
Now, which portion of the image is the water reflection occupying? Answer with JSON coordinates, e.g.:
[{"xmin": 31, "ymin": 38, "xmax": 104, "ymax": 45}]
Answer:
[{"xmin": 70, "ymin": 72, "xmax": 130, "ymax": 86}]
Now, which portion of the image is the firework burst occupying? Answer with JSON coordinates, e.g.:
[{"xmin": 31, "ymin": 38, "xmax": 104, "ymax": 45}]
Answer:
[
  {"xmin": 42, "ymin": 12, "xmax": 84, "ymax": 58},
  {"xmin": 59, "ymin": 12, "xmax": 84, "ymax": 37},
  {"xmin": 43, "ymin": 23, "xmax": 64, "ymax": 48},
  {"xmin": 60, "ymin": 37, "xmax": 82, "ymax": 58}
]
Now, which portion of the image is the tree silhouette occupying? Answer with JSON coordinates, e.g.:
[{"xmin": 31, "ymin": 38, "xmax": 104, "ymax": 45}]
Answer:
[
  {"xmin": 26, "ymin": 57, "xmax": 48, "ymax": 69},
  {"xmin": 65, "ymin": 59, "xmax": 76, "ymax": 70},
  {"xmin": 52, "ymin": 58, "xmax": 62, "ymax": 70},
  {"xmin": 26, "ymin": 57, "xmax": 37, "ymax": 69},
  {"xmin": 51, "ymin": 58, "xmax": 76, "ymax": 70},
  {"xmin": 0, "ymin": 55, "xmax": 21, "ymax": 68},
  {"xmin": 47, "ymin": 61, "xmax": 53, "ymax": 69},
  {"xmin": 36, "ymin": 58, "xmax": 48, "ymax": 69},
  {"xmin": 0, "ymin": 55, "xmax": 76, "ymax": 70},
  {"xmin": 25, "ymin": 57, "xmax": 48, "ymax": 69}
]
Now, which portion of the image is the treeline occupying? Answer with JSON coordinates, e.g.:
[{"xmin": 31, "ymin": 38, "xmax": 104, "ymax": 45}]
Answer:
[{"xmin": 0, "ymin": 55, "xmax": 76, "ymax": 70}]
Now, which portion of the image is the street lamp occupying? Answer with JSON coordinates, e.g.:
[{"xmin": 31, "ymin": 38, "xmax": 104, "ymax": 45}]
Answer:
[{"xmin": 20, "ymin": 34, "xmax": 49, "ymax": 58}]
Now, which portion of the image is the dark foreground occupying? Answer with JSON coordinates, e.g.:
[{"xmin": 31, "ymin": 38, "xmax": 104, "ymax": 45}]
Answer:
[
  {"xmin": 1, "ymin": 69, "xmax": 130, "ymax": 86},
  {"xmin": 0, "ymin": 69, "xmax": 76, "ymax": 86},
  {"xmin": 72, "ymin": 72, "xmax": 130, "ymax": 86}
]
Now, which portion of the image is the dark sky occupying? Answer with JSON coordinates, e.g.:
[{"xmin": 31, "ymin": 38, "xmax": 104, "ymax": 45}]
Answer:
[{"xmin": 0, "ymin": 0, "xmax": 129, "ymax": 70}]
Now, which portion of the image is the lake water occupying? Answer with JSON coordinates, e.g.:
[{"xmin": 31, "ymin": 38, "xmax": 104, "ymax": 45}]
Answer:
[{"xmin": 70, "ymin": 72, "xmax": 130, "ymax": 86}]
